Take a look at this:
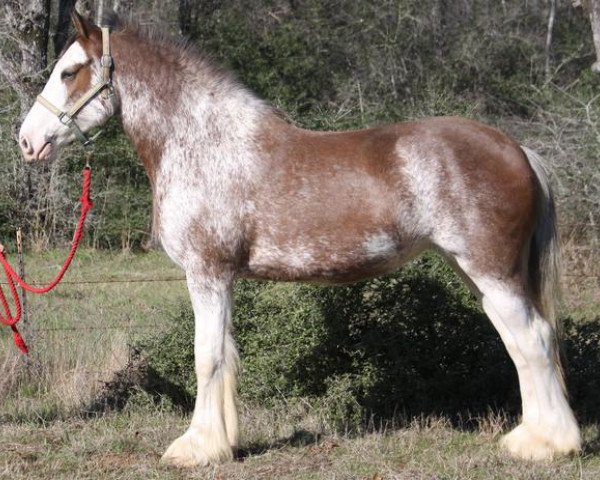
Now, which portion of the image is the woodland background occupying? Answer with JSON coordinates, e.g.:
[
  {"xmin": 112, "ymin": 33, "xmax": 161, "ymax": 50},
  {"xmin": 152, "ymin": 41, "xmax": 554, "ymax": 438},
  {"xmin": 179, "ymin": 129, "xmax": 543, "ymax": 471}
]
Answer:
[{"xmin": 0, "ymin": 0, "xmax": 598, "ymax": 253}]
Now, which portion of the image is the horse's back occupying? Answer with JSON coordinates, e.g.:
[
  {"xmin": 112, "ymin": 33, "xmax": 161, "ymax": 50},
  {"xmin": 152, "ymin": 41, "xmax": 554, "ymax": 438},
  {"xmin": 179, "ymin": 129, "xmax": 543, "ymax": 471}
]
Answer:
[{"xmin": 243, "ymin": 115, "xmax": 537, "ymax": 282}]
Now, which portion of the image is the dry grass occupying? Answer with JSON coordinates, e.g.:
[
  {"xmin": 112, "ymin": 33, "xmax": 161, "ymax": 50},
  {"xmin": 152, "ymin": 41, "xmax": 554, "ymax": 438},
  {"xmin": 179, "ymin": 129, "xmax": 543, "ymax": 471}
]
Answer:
[
  {"xmin": 563, "ymin": 240, "xmax": 600, "ymax": 317},
  {"xmin": 0, "ymin": 249, "xmax": 188, "ymax": 420},
  {"xmin": 1, "ymin": 408, "xmax": 600, "ymax": 480}
]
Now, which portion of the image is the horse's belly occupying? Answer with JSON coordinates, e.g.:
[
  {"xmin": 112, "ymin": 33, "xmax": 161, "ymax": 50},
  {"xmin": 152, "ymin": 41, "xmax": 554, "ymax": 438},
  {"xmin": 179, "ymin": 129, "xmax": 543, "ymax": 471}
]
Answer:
[{"xmin": 243, "ymin": 232, "xmax": 424, "ymax": 283}]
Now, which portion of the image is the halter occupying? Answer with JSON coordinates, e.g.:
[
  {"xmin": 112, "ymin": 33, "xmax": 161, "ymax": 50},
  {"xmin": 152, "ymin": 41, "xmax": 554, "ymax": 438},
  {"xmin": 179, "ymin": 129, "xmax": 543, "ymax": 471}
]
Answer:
[{"xmin": 36, "ymin": 27, "xmax": 114, "ymax": 146}]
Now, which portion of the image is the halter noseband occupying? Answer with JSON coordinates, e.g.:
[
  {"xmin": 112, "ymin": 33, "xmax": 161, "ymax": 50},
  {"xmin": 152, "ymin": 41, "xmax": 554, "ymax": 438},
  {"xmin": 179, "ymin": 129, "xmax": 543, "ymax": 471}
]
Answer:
[{"xmin": 36, "ymin": 27, "xmax": 114, "ymax": 146}]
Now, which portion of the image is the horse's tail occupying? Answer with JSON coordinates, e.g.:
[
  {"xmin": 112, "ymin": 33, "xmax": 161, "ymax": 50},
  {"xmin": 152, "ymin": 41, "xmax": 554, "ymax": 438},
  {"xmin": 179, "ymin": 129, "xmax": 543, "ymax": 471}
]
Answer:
[{"xmin": 521, "ymin": 146, "xmax": 565, "ymax": 386}]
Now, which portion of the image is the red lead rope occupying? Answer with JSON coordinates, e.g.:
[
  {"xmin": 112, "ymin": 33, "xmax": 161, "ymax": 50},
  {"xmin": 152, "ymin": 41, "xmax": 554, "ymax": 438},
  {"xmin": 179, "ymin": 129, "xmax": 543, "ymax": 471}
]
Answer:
[{"xmin": 0, "ymin": 167, "xmax": 93, "ymax": 354}]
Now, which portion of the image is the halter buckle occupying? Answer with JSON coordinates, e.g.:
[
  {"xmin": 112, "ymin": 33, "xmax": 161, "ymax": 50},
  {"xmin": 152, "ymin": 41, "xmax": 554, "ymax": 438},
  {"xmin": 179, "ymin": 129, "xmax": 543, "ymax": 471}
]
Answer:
[
  {"xmin": 103, "ymin": 81, "xmax": 115, "ymax": 99},
  {"xmin": 58, "ymin": 112, "xmax": 73, "ymax": 126},
  {"xmin": 101, "ymin": 54, "xmax": 113, "ymax": 69}
]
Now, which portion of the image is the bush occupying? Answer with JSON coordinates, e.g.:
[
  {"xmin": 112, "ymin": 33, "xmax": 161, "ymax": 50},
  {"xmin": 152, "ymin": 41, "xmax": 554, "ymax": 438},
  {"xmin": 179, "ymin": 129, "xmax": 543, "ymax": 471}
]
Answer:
[{"xmin": 135, "ymin": 254, "xmax": 520, "ymax": 430}]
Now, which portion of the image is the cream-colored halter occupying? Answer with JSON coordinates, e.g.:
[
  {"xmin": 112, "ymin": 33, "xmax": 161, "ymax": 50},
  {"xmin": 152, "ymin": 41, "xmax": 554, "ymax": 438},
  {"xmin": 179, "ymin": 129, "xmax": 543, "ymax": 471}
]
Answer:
[{"xmin": 36, "ymin": 27, "xmax": 114, "ymax": 146}]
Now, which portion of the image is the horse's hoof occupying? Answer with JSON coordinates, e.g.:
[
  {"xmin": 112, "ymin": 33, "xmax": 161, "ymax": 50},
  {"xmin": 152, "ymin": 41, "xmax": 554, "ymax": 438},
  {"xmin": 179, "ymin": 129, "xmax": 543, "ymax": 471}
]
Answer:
[
  {"xmin": 161, "ymin": 429, "xmax": 233, "ymax": 468},
  {"xmin": 500, "ymin": 423, "xmax": 581, "ymax": 461}
]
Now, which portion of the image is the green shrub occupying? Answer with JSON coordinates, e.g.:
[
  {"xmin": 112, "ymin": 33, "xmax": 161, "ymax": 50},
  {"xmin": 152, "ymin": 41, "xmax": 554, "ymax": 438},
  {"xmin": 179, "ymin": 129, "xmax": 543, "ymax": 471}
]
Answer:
[{"xmin": 135, "ymin": 253, "xmax": 519, "ymax": 429}]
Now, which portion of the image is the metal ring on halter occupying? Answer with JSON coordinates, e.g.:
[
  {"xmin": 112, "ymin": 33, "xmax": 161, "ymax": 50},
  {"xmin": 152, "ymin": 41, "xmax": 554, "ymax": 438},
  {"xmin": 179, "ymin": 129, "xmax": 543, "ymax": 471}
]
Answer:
[
  {"xmin": 57, "ymin": 112, "xmax": 90, "ymax": 145},
  {"xmin": 85, "ymin": 151, "xmax": 93, "ymax": 169}
]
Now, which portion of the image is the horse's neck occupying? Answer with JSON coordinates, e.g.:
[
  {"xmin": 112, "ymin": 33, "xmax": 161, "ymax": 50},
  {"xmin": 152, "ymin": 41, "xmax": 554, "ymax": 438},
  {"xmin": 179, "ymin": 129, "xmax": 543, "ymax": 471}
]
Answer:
[{"xmin": 112, "ymin": 36, "xmax": 267, "ymax": 184}]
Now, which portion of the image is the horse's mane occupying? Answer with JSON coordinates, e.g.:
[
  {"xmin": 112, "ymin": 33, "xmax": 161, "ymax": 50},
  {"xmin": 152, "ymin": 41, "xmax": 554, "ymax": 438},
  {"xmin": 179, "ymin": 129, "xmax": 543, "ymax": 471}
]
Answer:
[
  {"xmin": 62, "ymin": 11, "xmax": 292, "ymax": 123},
  {"xmin": 58, "ymin": 14, "xmax": 189, "ymax": 58},
  {"xmin": 102, "ymin": 11, "xmax": 195, "ymax": 60},
  {"xmin": 103, "ymin": 12, "xmax": 232, "ymax": 82}
]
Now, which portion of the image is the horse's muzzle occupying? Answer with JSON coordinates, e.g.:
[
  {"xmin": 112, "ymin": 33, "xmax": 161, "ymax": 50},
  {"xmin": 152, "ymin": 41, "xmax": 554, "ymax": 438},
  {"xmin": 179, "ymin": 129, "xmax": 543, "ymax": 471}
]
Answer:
[{"xmin": 19, "ymin": 134, "xmax": 54, "ymax": 162}]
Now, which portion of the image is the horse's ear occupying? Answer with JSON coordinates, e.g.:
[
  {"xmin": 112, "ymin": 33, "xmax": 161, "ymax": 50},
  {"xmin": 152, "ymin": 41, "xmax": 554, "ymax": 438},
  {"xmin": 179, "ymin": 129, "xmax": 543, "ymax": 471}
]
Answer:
[{"xmin": 71, "ymin": 10, "xmax": 93, "ymax": 39}]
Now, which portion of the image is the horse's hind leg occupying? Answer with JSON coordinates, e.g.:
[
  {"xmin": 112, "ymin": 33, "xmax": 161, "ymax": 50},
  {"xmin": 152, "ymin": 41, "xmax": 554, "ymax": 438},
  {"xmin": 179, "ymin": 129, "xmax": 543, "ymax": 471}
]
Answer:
[
  {"xmin": 161, "ymin": 274, "xmax": 239, "ymax": 467},
  {"xmin": 455, "ymin": 262, "xmax": 581, "ymax": 459}
]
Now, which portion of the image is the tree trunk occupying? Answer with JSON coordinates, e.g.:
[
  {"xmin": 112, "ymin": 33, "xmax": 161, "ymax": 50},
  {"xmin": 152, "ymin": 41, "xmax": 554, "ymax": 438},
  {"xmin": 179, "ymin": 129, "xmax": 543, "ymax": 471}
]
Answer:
[
  {"xmin": 588, "ymin": 0, "xmax": 600, "ymax": 72},
  {"xmin": 76, "ymin": 0, "xmax": 96, "ymax": 21},
  {"xmin": 545, "ymin": 0, "xmax": 556, "ymax": 81},
  {"xmin": 0, "ymin": 0, "xmax": 53, "ymax": 230},
  {"xmin": 0, "ymin": 0, "xmax": 51, "ymax": 115},
  {"xmin": 573, "ymin": 0, "xmax": 600, "ymax": 72},
  {"xmin": 113, "ymin": 0, "xmax": 133, "ymax": 19},
  {"xmin": 179, "ymin": 0, "xmax": 194, "ymax": 36},
  {"xmin": 179, "ymin": 0, "xmax": 220, "ymax": 38},
  {"xmin": 96, "ymin": 0, "xmax": 105, "ymax": 22},
  {"xmin": 433, "ymin": 0, "xmax": 448, "ymax": 60},
  {"xmin": 54, "ymin": 0, "xmax": 77, "ymax": 56}
]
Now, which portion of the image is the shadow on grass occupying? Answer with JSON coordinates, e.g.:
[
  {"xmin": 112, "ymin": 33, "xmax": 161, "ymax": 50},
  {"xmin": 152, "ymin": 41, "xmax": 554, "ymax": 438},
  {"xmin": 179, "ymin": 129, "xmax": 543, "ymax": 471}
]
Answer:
[
  {"xmin": 87, "ymin": 360, "xmax": 194, "ymax": 415},
  {"xmin": 87, "ymin": 261, "xmax": 600, "ymax": 451},
  {"xmin": 293, "ymin": 275, "xmax": 520, "ymax": 428},
  {"xmin": 235, "ymin": 429, "xmax": 319, "ymax": 460},
  {"xmin": 564, "ymin": 318, "xmax": 600, "ymax": 425}
]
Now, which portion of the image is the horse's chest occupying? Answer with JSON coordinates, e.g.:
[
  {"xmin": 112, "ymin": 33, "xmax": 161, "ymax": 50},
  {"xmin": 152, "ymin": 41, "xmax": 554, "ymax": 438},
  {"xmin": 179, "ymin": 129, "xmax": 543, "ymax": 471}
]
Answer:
[{"xmin": 156, "ymin": 175, "xmax": 245, "ymax": 267}]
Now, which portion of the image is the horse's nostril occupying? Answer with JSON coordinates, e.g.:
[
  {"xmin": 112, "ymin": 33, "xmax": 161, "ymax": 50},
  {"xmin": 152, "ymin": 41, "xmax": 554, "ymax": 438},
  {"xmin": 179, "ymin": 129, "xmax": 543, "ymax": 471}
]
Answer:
[{"xmin": 20, "ymin": 135, "xmax": 32, "ymax": 153}]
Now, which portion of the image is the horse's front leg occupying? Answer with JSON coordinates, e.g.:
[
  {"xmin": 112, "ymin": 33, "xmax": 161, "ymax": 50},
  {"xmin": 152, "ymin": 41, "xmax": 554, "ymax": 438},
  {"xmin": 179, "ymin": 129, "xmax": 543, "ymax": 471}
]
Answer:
[{"xmin": 161, "ymin": 273, "xmax": 239, "ymax": 467}]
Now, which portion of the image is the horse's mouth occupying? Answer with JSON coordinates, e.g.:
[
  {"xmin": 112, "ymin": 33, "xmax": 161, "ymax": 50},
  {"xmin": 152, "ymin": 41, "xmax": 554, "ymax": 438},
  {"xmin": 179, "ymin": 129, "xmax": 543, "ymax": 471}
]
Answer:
[{"xmin": 38, "ymin": 141, "xmax": 54, "ymax": 162}]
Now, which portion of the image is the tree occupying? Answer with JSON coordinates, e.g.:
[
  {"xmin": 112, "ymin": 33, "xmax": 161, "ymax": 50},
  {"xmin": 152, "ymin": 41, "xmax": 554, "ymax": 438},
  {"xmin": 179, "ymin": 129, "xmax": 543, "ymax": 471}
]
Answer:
[
  {"xmin": 76, "ymin": 0, "xmax": 96, "ymax": 21},
  {"xmin": 178, "ymin": 0, "xmax": 220, "ymax": 38},
  {"xmin": 178, "ymin": 0, "xmax": 197, "ymax": 36},
  {"xmin": 54, "ymin": 0, "xmax": 77, "ymax": 55},
  {"xmin": 573, "ymin": 0, "xmax": 600, "ymax": 72},
  {"xmin": 0, "ymin": 0, "xmax": 51, "ymax": 115},
  {"xmin": 546, "ymin": 0, "xmax": 557, "ymax": 80},
  {"xmin": 113, "ymin": 0, "xmax": 133, "ymax": 19}
]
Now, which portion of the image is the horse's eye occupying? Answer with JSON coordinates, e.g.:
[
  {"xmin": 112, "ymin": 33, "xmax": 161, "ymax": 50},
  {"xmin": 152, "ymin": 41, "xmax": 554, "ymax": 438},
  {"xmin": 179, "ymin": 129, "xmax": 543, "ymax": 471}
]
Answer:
[{"xmin": 61, "ymin": 69, "xmax": 76, "ymax": 80}]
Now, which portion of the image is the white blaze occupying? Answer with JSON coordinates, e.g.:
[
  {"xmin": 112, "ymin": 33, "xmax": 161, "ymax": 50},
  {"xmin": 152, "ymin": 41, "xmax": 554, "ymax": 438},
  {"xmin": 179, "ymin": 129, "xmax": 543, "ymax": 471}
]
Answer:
[
  {"xmin": 20, "ymin": 43, "xmax": 89, "ymax": 148},
  {"xmin": 19, "ymin": 40, "xmax": 116, "ymax": 160}
]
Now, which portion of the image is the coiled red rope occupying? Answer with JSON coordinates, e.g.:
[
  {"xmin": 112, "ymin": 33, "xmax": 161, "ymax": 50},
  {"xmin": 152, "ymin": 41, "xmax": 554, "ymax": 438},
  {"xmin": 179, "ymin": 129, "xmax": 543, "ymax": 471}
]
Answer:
[{"xmin": 0, "ymin": 167, "xmax": 93, "ymax": 354}]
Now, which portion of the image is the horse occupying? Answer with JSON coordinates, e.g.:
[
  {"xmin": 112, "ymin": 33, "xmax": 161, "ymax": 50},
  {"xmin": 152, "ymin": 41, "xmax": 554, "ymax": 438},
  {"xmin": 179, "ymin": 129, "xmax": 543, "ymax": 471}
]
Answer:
[{"xmin": 18, "ymin": 12, "xmax": 581, "ymax": 466}]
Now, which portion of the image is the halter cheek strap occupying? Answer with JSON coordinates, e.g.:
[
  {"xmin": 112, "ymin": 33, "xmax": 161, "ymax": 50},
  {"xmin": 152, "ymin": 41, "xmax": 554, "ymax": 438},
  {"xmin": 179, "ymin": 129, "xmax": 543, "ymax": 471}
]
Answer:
[{"xmin": 36, "ymin": 27, "xmax": 114, "ymax": 146}]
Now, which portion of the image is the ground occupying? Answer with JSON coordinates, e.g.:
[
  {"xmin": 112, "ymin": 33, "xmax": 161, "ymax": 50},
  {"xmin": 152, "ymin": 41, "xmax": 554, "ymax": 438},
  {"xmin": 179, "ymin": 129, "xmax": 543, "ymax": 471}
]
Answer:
[{"xmin": 2, "ymin": 410, "xmax": 600, "ymax": 479}]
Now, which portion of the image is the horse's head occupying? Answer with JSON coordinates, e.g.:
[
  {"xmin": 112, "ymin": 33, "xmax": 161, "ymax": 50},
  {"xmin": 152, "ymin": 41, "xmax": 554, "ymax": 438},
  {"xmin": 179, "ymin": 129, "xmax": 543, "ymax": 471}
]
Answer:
[{"xmin": 19, "ymin": 11, "xmax": 118, "ymax": 161}]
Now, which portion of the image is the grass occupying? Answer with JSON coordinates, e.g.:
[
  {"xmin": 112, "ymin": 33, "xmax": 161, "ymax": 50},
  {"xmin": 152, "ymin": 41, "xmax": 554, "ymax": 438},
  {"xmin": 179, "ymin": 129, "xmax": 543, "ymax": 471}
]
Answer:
[
  {"xmin": 2, "ymin": 408, "xmax": 600, "ymax": 479},
  {"xmin": 0, "ymin": 249, "xmax": 189, "ymax": 420},
  {"xmin": 0, "ymin": 248, "xmax": 598, "ymax": 479}
]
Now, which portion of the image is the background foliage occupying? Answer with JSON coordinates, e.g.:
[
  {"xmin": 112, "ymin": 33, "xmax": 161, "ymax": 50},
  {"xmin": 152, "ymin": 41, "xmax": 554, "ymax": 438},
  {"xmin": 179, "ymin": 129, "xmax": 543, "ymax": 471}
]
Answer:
[{"xmin": 0, "ymin": 0, "xmax": 598, "ymax": 249}]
